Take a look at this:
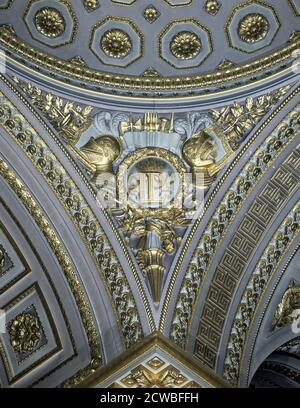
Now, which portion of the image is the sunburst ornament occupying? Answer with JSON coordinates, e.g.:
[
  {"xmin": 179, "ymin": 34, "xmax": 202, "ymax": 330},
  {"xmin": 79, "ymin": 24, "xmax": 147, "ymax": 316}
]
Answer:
[
  {"xmin": 34, "ymin": 7, "xmax": 66, "ymax": 38},
  {"xmin": 238, "ymin": 13, "xmax": 269, "ymax": 43},
  {"xmin": 170, "ymin": 31, "xmax": 201, "ymax": 60},
  {"xmin": 101, "ymin": 29, "xmax": 132, "ymax": 58}
]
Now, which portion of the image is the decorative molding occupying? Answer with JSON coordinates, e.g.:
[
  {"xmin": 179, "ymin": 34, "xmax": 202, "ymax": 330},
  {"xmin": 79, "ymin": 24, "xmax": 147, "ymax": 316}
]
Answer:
[
  {"xmin": 143, "ymin": 6, "xmax": 160, "ymax": 23},
  {"xmin": 224, "ymin": 204, "xmax": 300, "ymax": 384},
  {"xmin": 273, "ymin": 281, "xmax": 300, "ymax": 328},
  {"xmin": 0, "ymin": 160, "xmax": 102, "ymax": 386},
  {"xmin": 12, "ymin": 77, "xmax": 93, "ymax": 145},
  {"xmin": 205, "ymin": 1, "xmax": 221, "ymax": 15},
  {"xmin": 8, "ymin": 305, "xmax": 46, "ymax": 358},
  {"xmin": 211, "ymin": 87, "xmax": 290, "ymax": 150},
  {"xmin": 260, "ymin": 362, "xmax": 300, "ymax": 384},
  {"xmin": 0, "ymin": 241, "xmax": 13, "ymax": 277},
  {"xmin": 79, "ymin": 332, "xmax": 229, "ymax": 388},
  {"xmin": 0, "ymin": 25, "xmax": 298, "ymax": 92},
  {"xmin": 194, "ymin": 139, "xmax": 300, "ymax": 370},
  {"xmin": 110, "ymin": 362, "xmax": 201, "ymax": 388},
  {"xmin": 0, "ymin": 86, "xmax": 145, "ymax": 346},
  {"xmin": 34, "ymin": 7, "xmax": 66, "ymax": 38},
  {"xmin": 83, "ymin": 0, "xmax": 99, "ymax": 12},
  {"xmin": 168, "ymin": 93, "xmax": 296, "ymax": 347}
]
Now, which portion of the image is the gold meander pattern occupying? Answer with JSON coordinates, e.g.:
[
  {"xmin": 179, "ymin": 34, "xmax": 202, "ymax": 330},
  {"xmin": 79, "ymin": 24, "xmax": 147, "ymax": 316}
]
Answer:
[
  {"xmin": 0, "ymin": 24, "xmax": 299, "ymax": 91},
  {"xmin": 194, "ymin": 140, "xmax": 300, "ymax": 371},
  {"xmin": 170, "ymin": 102, "xmax": 298, "ymax": 349},
  {"xmin": 0, "ymin": 159, "xmax": 102, "ymax": 386},
  {"xmin": 0, "ymin": 88, "xmax": 144, "ymax": 348},
  {"xmin": 224, "ymin": 203, "xmax": 300, "ymax": 384},
  {"xmin": 160, "ymin": 87, "xmax": 299, "ymax": 335}
]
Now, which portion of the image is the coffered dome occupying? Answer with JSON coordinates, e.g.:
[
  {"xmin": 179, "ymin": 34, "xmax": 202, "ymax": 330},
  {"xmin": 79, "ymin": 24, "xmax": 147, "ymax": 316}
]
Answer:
[{"xmin": 0, "ymin": 0, "xmax": 299, "ymax": 103}]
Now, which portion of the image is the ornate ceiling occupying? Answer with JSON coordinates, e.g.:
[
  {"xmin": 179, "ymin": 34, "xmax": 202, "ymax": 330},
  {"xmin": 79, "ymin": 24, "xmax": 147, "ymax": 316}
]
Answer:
[{"xmin": 0, "ymin": 0, "xmax": 299, "ymax": 389}]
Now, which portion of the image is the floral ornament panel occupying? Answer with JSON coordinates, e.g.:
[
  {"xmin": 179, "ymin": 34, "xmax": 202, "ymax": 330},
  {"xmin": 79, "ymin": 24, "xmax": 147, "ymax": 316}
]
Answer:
[
  {"xmin": 143, "ymin": 6, "xmax": 160, "ymax": 23},
  {"xmin": 238, "ymin": 13, "xmax": 269, "ymax": 43},
  {"xmin": 205, "ymin": 0, "xmax": 221, "ymax": 15},
  {"xmin": 170, "ymin": 31, "xmax": 202, "ymax": 60},
  {"xmin": 34, "ymin": 7, "xmax": 66, "ymax": 38},
  {"xmin": 83, "ymin": 0, "xmax": 99, "ymax": 12},
  {"xmin": 8, "ymin": 305, "xmax": 46, "ymax": 361},
  {"xmin": 101, "ymin": 29, "xmax": 132, "ymax": 58}
]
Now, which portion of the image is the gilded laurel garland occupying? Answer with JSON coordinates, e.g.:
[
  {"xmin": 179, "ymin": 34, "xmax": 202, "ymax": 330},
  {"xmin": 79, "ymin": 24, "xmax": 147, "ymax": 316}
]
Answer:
[
  {"xmin": 34, "ymin": 7, "xmax": 66, "ymax": 38},
  {"xmin": 238, "ymin": 13, "xmax": 269, "ymax": 44},
  {"xmin": 12, "ymin": 77, "xmax": 93, "ymax": 144},
  {"xmin": 224, "ymin": 204, "xmax": 300, "ymax": 385},
  {"xmin": 211, "ymin": 87, "xmax": 291, "ymax": 150},
  {"xmin": 170, "ymin": 31, "xmax": 201, "ymax": 60},
  {"xmin": 9, "ymin": 309, "xmax": 44, "ymax": 354},
  {"xmin": 170, "ymin": 106, "xmax": 300, "ymax": 348},
  {"xmin": 101, "ymin": 29, "xmax": 132, "ymax": 58},
  {"xmin": 0, "ymin": 90, "xmax": 143, "ymax": 348}
]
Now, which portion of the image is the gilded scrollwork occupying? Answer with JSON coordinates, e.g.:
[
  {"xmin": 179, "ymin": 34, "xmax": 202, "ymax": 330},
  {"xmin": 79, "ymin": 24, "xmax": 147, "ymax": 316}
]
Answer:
[
  {"xmin": 113, "ymin": 363, "xmax": 200, "ymax": 388},
  {"xmin": 111, "ymin": 147, "xmax": 188, "ymax": 303},
  {"xmin": 273, "ymin": 282, "xmax": 300, "ymax": 328},
  {"xmin": 211, "ymin": 87, "xmax": 291, "ymax": 150},
  {"xmin": 9, "ymin": 307, "xmax": 45, "ymax": 355},
  {"xmin": 12, "ymin": 77, "xmax": 93, "ymax": 144},
  {"xmin": 0, "ymin": 159, "xmax": 102, "ymax": 385},
  {"xmin": 0, "ymin": 88, "xmax": 145, "ymax": 348}
]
